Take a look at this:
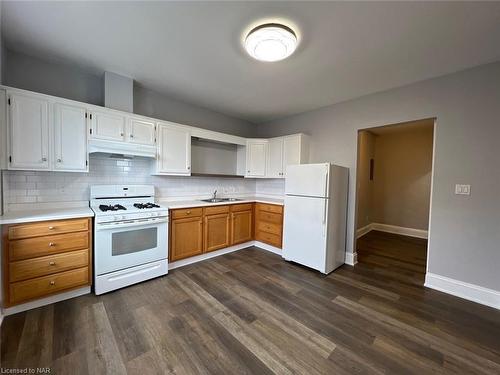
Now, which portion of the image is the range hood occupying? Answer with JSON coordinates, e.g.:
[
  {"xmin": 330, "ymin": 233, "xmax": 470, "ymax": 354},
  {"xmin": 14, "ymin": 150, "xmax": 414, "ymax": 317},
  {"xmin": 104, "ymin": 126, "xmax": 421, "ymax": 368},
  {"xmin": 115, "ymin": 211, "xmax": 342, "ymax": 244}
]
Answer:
[
  {"xmin": 88, "ymin": 139, "xmax": 156, "ymax": 158},
  {"xmin": 88, "ymin": 72, "xmax": 156, "ymax": 158}
]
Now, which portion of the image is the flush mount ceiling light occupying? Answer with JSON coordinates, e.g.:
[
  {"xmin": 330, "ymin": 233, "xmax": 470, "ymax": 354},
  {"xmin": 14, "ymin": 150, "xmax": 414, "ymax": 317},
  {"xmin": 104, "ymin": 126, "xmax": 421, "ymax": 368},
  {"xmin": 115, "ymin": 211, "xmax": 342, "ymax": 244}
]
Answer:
[{"xmin": 244, "ymin": 23, "xmax": 297, "ymax": 62}]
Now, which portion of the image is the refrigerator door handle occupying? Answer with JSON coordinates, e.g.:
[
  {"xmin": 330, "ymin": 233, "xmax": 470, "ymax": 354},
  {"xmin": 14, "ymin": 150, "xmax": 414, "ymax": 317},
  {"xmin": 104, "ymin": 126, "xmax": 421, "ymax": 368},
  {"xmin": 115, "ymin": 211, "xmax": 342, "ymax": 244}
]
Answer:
[
  {"xmin": 322, "ymin": 200, "xmax": 327, "ymax": 237},
  {"xmin": 324, "ymin": 170, "xmax": 329, "ymax": 197}
]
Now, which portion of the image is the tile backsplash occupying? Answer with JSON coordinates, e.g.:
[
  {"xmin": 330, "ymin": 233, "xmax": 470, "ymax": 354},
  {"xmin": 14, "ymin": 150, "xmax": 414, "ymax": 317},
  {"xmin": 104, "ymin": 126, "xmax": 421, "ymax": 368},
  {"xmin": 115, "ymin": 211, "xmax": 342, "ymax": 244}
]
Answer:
[{"xmin": 1, "ymin": 155, "xmax": 287, "ymax": 212}]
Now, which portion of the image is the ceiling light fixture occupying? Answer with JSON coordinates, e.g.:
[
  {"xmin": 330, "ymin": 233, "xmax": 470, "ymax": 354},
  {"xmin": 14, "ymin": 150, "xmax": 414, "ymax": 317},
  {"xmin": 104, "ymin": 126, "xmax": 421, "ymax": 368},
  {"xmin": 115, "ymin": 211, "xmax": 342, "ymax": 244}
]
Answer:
[{"xmin": 244, "ymin": 23, "xmax": 297, "ymax": 62}]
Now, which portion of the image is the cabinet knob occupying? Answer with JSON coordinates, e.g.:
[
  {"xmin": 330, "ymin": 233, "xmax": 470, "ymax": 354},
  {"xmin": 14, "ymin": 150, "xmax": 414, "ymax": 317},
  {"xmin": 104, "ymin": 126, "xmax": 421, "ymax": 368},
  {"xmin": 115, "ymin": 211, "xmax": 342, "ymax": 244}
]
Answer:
[
  {"xmin": 120, "ymin": 133, "xmax": 124, "ymax": 136},
  {"xmin": 42, "ymin": 157, "xmax": 47, "ymax": 162},
  {"xmin": 48, "ymin": 226, "xmax": 55, "ymax": 230},
  {"xmin": 130, "ymin": 134, "xmax": 134, "ymax": 138},
  {"xmin": 49, "ymin": 261, "xmax": 56, "ymax": 266},
  {"xmin": 49, "ymin": 281, "xmax": 55, "ymax": 286},
  {"xmin": 186, "ymin": 211, "xmax": 191, "ymax": 214},
  {"xmin": 57, "ymin": 158, "xmax": 62, "ymax": 163},
  {"xmin": 49, "ymin": 242, "xmax": 55, "ymax": 247},
  {"xmin": 187, "ymin": 166, "xmax": 191, "ymax": 170}
]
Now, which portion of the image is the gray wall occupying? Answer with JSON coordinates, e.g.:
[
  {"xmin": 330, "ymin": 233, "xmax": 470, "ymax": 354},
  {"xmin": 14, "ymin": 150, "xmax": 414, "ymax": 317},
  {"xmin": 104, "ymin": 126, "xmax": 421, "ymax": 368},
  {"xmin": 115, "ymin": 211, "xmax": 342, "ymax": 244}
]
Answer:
[
  {"xmin": 3, "ymin": 49, "xmax": 255, "ymax": 137},
  {"xmin": 258, "ymin": 62, "xmax": 500, "ymax": 292},
  {"xmin": 4, "ymin": 49, "xmax": 103, "ymax": 105},
  {"xmin": 133, "ymin": 85, "xmax": 254, "ymax": 137}
]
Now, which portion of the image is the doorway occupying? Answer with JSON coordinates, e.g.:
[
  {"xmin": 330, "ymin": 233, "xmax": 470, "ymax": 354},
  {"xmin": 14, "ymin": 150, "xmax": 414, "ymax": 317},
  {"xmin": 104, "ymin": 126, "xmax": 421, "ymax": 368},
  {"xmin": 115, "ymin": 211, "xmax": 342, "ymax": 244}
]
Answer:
[{"xmin": 354, "ymin": 118, "xmax": 435, "ymax": 285}]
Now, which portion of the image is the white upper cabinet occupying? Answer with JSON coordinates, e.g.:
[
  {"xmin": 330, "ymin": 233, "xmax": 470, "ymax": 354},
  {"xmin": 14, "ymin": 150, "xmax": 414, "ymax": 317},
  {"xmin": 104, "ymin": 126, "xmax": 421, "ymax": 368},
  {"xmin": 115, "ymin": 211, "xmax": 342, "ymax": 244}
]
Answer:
[
  {"xmin": 283, "ymin": 134, "xmax": 309, "ymax": 176},
  {"xmin": 267, "ymin": 138, "xmax": 284, "ymax": 178},
  {"xmin": 247, "ymin": 134, "xmax": 309, "ymax": 178},
  {"xmin": 245, "ymin": 139, "xmax": 268, "ymax": 177},
  {"xmin": 89, "ymin": 110, "xmax": 126, "ymax": 142},
  {"xmin": 53, "ymin": 103, "xmax": 88, "ymax": 172},
  {"xmin": 8, "ymin": 92, "xmax": 50, "ymax": 170},
  {"xmin": 156, "ymin": 122, "xmax": 191, "ymax": 175},
  {"xmin": 127, "ymin": 117, "xmax": 156, "ymax": 146}
]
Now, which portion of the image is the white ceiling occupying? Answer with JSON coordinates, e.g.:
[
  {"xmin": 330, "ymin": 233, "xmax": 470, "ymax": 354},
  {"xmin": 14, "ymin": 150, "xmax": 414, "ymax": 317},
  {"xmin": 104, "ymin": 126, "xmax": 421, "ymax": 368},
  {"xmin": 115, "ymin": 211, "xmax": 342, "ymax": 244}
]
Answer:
[{"xmin": 3, "ymin": 1, "xmax": 500, "ymax": 124}]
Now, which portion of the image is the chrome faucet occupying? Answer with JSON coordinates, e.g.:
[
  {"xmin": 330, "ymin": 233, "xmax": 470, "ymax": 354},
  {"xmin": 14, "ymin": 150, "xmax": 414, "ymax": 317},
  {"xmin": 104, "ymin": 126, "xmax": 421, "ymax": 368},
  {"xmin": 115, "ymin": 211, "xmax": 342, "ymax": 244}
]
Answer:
[{"xmin": 213, "ymin": 190, "xmax": 217, "ymax": 200}]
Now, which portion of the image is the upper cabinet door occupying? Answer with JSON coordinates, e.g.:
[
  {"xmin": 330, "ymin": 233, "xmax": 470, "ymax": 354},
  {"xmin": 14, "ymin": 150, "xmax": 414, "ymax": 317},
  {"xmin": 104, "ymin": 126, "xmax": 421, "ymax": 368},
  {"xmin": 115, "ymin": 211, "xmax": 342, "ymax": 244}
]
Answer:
[
  {"xmin": 90, "ymin": 110, "xmax": 126, "ymax": 142},
  {"xmin": 246, "ymin": 140, "xmax": 268, "ymax": 177},
  {"xmin": 8, "ymin": 93, "xmax": 50, "ymax": 170},
  {"xmin": 267, "ymin": 137, "xmax": 284, "ymax": 178},
  {"xmin": 128, "ymin": 118, "xmax": 156, "ymax": 146},
  {"xmin": 53, "ymin": 103, "xmax": 88, "ymax": 172},
  {"xmin": 157, "ymin": 123, "xmax": 191, "ymax": 175},
  {"xmin": 283, "ymin": 135, "xmax": 306, "ymax": 177}
]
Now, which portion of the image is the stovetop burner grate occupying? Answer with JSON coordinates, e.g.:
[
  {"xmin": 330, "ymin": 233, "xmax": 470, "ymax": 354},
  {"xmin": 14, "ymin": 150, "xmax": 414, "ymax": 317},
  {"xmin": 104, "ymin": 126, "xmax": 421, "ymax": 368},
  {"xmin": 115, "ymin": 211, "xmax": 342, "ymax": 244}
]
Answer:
[
  {"xmin": 133, "ymin": 202, "xmax": 161, "ymax": 209},
  {"xmin": 99, "ymin": 204, "xmax": 127, "ymax": 212}
]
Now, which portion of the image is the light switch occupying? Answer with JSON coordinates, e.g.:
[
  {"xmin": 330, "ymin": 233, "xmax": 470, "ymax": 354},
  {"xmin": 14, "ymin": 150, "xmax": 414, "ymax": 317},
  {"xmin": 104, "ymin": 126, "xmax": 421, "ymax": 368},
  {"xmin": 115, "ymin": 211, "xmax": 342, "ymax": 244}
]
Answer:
[{"xmin": 455, "ymin": 184, "xmax": 471, "ymax": 195}]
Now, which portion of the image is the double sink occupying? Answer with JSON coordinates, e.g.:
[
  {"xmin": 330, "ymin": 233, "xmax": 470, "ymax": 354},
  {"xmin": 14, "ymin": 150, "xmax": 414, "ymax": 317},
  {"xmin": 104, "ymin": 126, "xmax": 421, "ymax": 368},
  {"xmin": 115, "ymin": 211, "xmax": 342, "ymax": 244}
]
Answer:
[{"xmin": 199, "ymin": 198, "xmax": 243, "ymax": 203}]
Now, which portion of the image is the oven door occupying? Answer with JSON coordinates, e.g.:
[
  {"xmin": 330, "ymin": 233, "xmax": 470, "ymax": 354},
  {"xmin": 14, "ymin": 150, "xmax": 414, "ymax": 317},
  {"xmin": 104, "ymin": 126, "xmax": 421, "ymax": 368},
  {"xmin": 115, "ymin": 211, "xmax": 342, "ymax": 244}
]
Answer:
[{"xmin": 95, "ymin": 218, "xmax": 168, "ymax": 275}]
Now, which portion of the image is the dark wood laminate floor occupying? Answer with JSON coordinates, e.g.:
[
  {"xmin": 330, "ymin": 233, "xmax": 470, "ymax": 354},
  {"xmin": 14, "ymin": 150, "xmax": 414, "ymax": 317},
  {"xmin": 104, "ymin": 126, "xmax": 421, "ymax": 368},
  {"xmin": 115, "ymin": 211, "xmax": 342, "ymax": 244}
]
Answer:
[{"xmin": 2, "ymin": 234, "xmax": 500, "ymax": 374}]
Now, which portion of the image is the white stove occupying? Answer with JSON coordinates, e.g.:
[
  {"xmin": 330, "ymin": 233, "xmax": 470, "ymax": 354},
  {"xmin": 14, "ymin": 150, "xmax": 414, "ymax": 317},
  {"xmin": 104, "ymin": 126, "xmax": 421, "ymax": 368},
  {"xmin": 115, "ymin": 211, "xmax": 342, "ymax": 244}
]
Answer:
[{"xmin": 90, "ymin": 185, "xmax": 168, "ymax": 294}]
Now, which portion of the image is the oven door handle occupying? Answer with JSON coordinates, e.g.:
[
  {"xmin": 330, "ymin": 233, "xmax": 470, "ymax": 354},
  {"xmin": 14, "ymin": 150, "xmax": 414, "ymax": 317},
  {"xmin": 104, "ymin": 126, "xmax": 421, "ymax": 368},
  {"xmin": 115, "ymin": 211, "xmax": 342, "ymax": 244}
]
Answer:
[{"xmin": 96, "ymin": 217, "xmax": 168, "ymax": 231}]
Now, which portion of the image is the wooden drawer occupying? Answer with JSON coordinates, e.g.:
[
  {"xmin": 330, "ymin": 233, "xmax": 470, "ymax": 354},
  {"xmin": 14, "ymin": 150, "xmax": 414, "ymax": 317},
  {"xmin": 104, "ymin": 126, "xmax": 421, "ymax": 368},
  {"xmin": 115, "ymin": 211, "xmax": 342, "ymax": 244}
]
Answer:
[
  {"xmin": 9, "ymin": 267, "xmax": 89, "ymax": 305},
  {"xmin": 257, "ymin": 221, "xmax": 282, "ymax": 236},
  {"xmin": 8, "ymin": 218, "xmax": 89, "ymax": 240},
  {"xmin": 203, "ymin": 205, "xmax": 229, "ymax": 215},
  {"xmin": 256, "ymin": 203, "xmax": 283, "ymax": 214},
  {"xmin": 171, "ymin": 207, "xmax": 203, "ymax": 219},
  {"xmin": 9, "ymin": 249, "xmax": 89, "ymax": 283},
  {"xmin": 230, "ymin": 203, "xmax": 253, "ymax": 212},
  {"xmin": 256, "ymin": 211, "xmax": 282, "ymax": 224},
  {"xmin": 9, "ymin": 231, "xmax": 89, "ymax": 261},
  {"xmin": 256, "ymin": 231, "xmax": 282, "ymax": 248}
]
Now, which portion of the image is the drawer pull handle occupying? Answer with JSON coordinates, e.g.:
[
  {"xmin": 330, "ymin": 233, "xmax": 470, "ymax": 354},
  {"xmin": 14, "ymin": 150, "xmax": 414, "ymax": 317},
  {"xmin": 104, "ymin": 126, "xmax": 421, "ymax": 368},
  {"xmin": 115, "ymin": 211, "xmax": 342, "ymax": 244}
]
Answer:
[
  {"xmin": 49, "ymin": 242, "xmax": 55, "ymax": 247},
  {"xmin": 186, "ymin": 211, "xmax": 191, "ymax": 214},
  {"xmin": 49, "ymin": 281, "xmax": 55, "ymax": 285},
  {"xmin": 48, "ymin": 226, "xmax": 55, "ymax": 230},
  {"xmin": 49, "ymin": 261, "xmax": 56, "ymax": 266}
]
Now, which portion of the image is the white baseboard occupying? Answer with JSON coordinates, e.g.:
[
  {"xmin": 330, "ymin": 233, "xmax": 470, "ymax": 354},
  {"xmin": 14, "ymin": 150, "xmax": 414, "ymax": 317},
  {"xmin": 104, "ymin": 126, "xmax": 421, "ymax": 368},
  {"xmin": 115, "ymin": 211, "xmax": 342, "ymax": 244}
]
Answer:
[
  {"xmin": 356, "ymin": 223, "xmax": 428, "ymax": 239},
  {"xmin": 169, "ymin": 240, "xmax": 283, "ymax": 271},
  {"xmin": 169, "ymin": 241, "xmax": 254, "ymax": 270},
  {"xmin": 254, "ymin": 241, "xmax": 282, "ymax": 255},
  {"xmin": 425, "ymin": 273, "xmax": 500, "ymax": 310},
  {"xmin": 356, "ymin": 224, "xmax": 372, "ymax": 238},
  {"xmin": 3, "ymin": 286, "xmax": 91, "ymax": 316},
  {"xmin": 345, "ymin": 251, "xmax": 358, "ymax": 266}
]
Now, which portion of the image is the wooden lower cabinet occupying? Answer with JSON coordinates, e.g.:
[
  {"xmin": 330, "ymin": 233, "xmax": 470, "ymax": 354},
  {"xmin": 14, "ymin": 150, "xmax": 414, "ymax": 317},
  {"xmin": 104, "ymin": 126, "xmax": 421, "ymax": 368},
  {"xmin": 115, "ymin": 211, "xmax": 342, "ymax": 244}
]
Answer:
[
  {"xmin": 169, "ymin": 202, "xmax": 283, "ymax": 262},
  {"xmin": 255, "ymin": 203, "xmax": 284, "ymax": 248},
  {"xmin": 3, "ymin": 218, "xmax": 92, "ymax": 307},
  {"xmin": 230, "ymin": 207, "xmax": 253, "ymax": 245},
  {"xmin": 204, "ymin": 212, "xmax": 230, "ymax": 252},
  {"xmin": 170, "ymin": 216, "xmax": 203, "ymax": 261}
]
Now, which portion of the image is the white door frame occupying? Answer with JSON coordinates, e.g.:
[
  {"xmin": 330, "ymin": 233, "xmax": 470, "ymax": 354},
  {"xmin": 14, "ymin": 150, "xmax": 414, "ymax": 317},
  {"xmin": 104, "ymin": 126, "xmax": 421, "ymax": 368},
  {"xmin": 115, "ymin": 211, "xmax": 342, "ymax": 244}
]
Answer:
[{"xmin": 352, "ymin": 118, "xmax": 437, "ymax": 280}]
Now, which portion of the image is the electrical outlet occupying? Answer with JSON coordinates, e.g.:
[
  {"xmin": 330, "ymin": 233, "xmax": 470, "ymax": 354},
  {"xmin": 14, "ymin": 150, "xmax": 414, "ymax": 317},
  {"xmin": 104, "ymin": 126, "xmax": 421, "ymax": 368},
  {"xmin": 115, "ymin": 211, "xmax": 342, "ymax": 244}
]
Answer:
[{"xmin": 455, "ymin": 184, "xmax": 471, "ymax": 195}]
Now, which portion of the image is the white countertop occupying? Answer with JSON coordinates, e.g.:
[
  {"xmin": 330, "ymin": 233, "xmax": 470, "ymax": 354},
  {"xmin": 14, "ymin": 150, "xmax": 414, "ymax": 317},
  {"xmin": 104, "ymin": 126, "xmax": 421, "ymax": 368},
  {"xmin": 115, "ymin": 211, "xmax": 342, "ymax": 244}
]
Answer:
[
  {"xmin": 0, "ymin": 207, "xmax": 95, "ymax": 225},
  {"xmin": 163, "ymin": 196, "xmax": 284, "ymax": 210}
]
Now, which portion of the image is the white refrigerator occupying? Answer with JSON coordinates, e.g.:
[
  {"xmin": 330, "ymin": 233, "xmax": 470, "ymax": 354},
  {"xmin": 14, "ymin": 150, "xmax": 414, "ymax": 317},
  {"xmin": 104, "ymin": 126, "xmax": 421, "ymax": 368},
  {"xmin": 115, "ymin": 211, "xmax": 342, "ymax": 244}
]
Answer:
[{"xmin": 283, "ymin": 163, "xmax": 349, "ymax": 274}]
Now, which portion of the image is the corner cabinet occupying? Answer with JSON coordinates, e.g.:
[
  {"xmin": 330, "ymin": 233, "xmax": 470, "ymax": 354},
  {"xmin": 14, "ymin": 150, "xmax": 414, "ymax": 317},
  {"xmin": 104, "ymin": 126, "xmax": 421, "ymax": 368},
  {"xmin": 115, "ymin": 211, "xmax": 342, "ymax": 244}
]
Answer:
[
  {"xmin": 245, "ymin": 139, "xmax": 268, "ymax": 177},
  {"xmin": 246, "ymin": 134, "xmax": 309, "ymax": 179},
  {"xmin": 155, "ymin": 122, "xmax": 191, "ymax": 175}
]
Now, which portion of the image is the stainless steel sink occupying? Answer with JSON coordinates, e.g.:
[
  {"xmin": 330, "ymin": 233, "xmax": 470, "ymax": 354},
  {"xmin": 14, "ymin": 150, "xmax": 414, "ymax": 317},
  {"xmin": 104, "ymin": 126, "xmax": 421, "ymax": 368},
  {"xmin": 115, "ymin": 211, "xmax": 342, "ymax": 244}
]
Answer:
[
  {"xmin": 200, "ymin": 198, "xmax": 225, "ymax": 203},
  {"xmin": 200, "ymin": 198, "xmax": 242, "ymax": 203}
]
